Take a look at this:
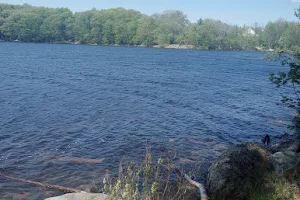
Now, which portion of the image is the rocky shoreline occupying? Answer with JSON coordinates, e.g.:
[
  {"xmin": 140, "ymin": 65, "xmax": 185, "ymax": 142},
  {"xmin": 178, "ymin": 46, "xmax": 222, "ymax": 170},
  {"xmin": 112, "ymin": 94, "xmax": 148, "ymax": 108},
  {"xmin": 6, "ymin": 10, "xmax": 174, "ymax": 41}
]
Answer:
[
  {"xmin": 206, "ymin": 140, "xmax": 300, "ymax": 199},
  {"xmin": 206, "ymin": 131, "xmax": 300, "ymax": 199},
  {"xmin": 45, "ymin": 132, "xmax": 300, "ymax": 200}
]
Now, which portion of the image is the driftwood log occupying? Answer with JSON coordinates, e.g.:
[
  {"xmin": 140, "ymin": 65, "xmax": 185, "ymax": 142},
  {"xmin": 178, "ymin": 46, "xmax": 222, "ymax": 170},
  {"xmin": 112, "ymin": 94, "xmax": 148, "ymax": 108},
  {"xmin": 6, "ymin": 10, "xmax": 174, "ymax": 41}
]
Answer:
[{"xmin": 0, "ymin": 173, "xmax": 86, "ymax": 193}]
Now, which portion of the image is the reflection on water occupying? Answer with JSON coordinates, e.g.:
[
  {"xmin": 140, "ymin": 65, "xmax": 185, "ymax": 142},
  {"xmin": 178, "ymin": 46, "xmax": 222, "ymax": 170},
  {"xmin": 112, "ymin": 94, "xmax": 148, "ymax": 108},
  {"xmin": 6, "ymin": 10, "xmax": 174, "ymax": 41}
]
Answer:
[{"xmin": 0, "ymin": 43, "xmax": 294, "ymax": 199}]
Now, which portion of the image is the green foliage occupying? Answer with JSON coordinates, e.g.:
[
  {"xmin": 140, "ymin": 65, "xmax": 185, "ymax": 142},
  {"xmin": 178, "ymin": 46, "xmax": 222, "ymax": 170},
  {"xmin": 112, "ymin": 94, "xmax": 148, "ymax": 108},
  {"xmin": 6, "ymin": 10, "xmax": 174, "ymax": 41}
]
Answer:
[
  {"xmin": 262, "ymin": 19, "xmax": 287, "ymax": 49},
  {"xmin": 269, "ymin": 52, "xmax": 300, "ymax": 130},
  {"xmin": 270, "ymin": 8, "xmax": 300, "ymax": 128},
  {"xmin": 269, "ymin": 51, "xmax": 300, "ymax": 109},
  {"xmin": 295, "ymin": 7, "xmax": 300, "ymax": 19},
  {"xmin": 40, "ymin": 9, "xmax": 73, "ymax": 42},
  {"xmin": 134, "ymin": 15, "xmax": 158, "ymax": 46},
  {"xmin": 153, "ymin": 10, "xmax": 188, "ymax": 45},
  {"xmin": 0, "ymin": 3, "xmax": 299, "ymax": 50}
]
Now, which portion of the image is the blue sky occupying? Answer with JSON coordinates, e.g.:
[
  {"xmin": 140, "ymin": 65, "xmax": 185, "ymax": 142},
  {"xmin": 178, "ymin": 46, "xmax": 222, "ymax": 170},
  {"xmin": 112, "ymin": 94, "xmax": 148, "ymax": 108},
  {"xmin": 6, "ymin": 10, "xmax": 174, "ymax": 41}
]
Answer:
[{"xmin": 2, "ymin": 0, "xmax": 300, "ymax": 25}]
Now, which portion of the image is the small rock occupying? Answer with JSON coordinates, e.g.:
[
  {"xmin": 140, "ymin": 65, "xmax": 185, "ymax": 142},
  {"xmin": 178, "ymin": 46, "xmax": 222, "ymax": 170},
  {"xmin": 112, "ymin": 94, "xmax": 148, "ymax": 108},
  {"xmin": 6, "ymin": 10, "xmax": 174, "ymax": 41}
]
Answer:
[{"xmin": 169, "ymin": 139, "xmax": 175, "ymax": 143}]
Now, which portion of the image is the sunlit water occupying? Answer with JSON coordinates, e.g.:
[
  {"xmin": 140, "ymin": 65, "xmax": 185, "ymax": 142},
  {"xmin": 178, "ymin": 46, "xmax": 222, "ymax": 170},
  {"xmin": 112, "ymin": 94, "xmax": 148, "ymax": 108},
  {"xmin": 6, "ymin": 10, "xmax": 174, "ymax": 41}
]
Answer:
[{"xmin": 0, "ymin": 43, "xmax": 294, "ymax": 199}]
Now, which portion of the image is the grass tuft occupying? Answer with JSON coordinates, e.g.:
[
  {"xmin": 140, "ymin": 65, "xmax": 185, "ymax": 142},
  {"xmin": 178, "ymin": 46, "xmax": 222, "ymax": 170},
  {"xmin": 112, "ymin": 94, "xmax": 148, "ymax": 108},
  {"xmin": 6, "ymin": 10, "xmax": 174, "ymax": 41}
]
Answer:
[
  {"xmin": 248, "ymin": 172, "xmax": 300, "ymax": 200},
  {"xmin": 102, "ymin": 145, "xmax": 200, "ymax": 200}
]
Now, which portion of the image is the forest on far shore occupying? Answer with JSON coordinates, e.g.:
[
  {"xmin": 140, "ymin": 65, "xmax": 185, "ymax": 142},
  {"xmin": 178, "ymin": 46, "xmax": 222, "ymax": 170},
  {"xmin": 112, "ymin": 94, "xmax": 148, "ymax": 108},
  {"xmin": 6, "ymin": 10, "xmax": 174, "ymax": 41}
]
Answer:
[{"xmin": 0, "ymin": 3, "xmax": 300, "ymax": 50}]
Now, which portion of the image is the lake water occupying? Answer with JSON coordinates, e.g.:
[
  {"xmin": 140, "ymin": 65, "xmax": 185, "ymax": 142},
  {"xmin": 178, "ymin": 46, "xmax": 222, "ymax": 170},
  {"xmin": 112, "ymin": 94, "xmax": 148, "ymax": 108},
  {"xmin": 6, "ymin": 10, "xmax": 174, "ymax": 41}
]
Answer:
[{"xmin": 0, "ymin": 43, "xmax": 294, "ymax": 199}]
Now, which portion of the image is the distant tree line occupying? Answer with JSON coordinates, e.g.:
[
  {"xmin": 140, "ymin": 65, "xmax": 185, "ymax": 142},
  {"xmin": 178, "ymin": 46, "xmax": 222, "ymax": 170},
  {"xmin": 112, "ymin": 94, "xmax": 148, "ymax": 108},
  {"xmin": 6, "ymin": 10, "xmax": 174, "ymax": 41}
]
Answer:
[{"xmin": 0, "ymin": 3, "xmax": 299, "ymax": 50}]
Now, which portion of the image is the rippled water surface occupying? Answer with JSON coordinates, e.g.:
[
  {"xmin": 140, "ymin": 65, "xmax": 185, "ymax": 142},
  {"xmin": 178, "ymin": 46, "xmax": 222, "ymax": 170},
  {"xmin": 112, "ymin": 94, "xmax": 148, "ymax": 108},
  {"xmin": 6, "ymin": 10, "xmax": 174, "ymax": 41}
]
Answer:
[{"xmin": 0, "ymin": 43, "xmax": 294, "ymax": 199}]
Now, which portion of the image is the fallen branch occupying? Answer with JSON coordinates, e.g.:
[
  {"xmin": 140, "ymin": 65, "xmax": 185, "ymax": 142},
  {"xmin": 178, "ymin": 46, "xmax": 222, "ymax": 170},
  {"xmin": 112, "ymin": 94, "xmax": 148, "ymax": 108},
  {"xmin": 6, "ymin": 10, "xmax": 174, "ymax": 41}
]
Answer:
[
  {"xmin": 0, "ymin": 173, "xmax": 86, "ymax": 193},
  {"xmin": 174, "ymin": 167, "xmax": 208, "ymax": 200},
  {"xmin": 184, "ymin": 173, "xmax": 208, "ymax": 200}
]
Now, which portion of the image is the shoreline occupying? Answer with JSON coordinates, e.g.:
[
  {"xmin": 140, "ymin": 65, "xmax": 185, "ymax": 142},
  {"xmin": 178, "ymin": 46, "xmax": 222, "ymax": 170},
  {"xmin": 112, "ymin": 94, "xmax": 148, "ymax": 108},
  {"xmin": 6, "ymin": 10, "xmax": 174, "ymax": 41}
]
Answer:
[
  {"xmin": 44, "ymin": 131, "xmax": 300, "ymax": 200},
  {"xmin": 0, "ymin": 40, "xmax": 274, "ymax": 52}
]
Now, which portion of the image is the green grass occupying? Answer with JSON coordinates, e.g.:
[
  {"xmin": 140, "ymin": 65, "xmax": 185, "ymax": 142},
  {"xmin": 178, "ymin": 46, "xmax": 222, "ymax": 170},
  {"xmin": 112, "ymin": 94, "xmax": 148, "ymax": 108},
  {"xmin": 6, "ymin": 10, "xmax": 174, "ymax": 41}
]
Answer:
[
  {"xmin": 102, "ymin": 146, "xmax": 200, "ymax": 200},
  {"xmin": 248, "ymin": 172, "xmax": 299, "ymax": 200}
]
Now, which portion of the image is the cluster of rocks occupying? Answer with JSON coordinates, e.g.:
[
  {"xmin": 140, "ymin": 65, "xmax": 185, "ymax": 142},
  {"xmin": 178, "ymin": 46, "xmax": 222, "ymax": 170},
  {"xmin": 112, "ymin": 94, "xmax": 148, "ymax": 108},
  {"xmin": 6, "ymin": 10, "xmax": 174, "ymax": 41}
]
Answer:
[{"xmin": 206, "ymin": 138, "xmax": 300, "ymax": 200}]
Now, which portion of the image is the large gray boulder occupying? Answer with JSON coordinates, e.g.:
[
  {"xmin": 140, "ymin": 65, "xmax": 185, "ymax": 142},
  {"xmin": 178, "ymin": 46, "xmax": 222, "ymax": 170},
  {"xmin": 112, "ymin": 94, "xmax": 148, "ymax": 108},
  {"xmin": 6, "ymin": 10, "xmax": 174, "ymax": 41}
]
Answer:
[
  {"xmin": 269, "ymin": 150, "xmax": 300, "ymax": 174},
  {"xmin": 271, "ymin": 140, "xmax": 300, "ymax": 153},
  {"xmin": 45, "ymin": 193, "xmax": 109, "ymax": 200},
  {"xmin": 206, "ymin": 143, "xmax": 272, "ymax": 200}
]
